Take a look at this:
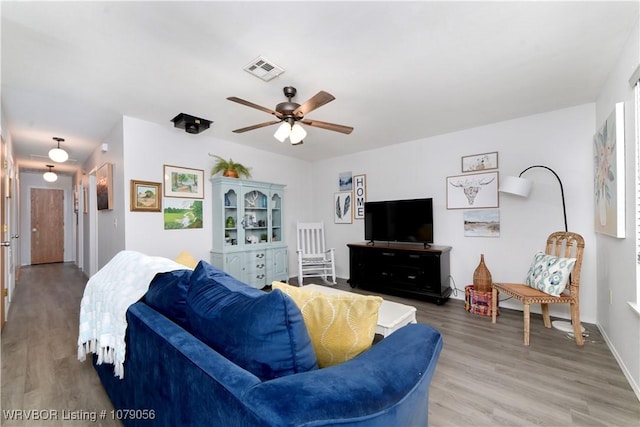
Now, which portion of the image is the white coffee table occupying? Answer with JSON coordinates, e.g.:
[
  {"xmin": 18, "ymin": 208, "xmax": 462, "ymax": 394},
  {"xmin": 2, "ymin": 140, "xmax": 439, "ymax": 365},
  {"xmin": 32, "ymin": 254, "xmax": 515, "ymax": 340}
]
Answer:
[{"xmin": 302, "ymin": 284, "xmax": 417, "ymax": 337}]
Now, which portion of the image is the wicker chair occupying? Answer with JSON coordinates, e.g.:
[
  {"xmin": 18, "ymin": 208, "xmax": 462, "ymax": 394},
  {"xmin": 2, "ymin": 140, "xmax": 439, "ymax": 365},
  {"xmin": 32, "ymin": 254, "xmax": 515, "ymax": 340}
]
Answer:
[{"xmin": 491, "ymin": 231, "xmax": 585, "ymax": 346}]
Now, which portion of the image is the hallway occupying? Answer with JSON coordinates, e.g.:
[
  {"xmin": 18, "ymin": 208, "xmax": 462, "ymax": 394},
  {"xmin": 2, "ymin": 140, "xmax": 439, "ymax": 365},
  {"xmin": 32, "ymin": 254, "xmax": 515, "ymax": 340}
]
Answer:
[{"xmin": 1, "ymin": 263, "xmax": 119, "ymax": 427}]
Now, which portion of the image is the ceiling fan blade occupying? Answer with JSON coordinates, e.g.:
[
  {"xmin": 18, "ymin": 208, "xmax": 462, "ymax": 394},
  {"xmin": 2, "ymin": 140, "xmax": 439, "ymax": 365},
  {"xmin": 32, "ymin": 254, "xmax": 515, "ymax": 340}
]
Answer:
[
  {"xmin": 227, "ymin": 97, "xmax": 282, "ymax": 117},
  {"xmin": 300, "ymin": 119, "xmax": 354, "ymax": 135},
  {"xmin": 294, "ymin": 91, "xmax": 335, "ymax": 117},
  {"xmin": 232, "ymin": 120, "xmax": 281, "ymax": 133}
]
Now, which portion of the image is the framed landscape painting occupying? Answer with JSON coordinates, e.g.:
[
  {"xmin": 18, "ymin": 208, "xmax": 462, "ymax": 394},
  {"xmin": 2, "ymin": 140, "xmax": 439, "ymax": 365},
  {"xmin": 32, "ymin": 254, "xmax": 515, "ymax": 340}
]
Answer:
[
  {"xmin": 164, "ymin": 165, "xmax": 204, "ymax": 199},
  {"xmin": 464, "ymin": 209, "xmax": 500, "ymax": 237},
  {"xmin": 130, "ymin": 180, "xmax": 161, "ymax": 212},
  {"xmin": 164, "ymin": 198, "xmax": 203, "ymax": 229}
]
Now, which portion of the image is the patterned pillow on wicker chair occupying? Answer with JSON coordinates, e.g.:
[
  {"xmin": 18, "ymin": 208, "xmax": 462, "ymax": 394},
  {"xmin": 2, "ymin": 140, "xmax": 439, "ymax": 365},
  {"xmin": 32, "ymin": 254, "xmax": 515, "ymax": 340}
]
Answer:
[{"xmin": 524, "ymin": 252, "xmax": 576, "ymax": 296}]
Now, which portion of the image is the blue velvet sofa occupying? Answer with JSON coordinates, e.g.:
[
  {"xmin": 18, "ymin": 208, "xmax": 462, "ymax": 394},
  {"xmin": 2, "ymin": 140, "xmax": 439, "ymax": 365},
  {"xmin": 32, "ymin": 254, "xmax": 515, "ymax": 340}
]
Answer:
[{"xmin": 93, "ymin": 261, "xmax": 443, "ymax": 426}]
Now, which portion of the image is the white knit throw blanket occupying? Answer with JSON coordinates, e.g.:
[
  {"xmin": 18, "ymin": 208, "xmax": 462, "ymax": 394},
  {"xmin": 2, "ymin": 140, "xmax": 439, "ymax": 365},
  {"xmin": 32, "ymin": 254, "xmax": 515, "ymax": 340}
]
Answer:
[{"xmin": 77, "ymin": 250, "xmax": 186, "ymax": 378}]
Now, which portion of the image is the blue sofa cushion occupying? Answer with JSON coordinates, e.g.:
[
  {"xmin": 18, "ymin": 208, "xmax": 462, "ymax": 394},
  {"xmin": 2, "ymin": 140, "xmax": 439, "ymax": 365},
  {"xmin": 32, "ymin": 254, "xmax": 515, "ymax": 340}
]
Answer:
[
  {"xmin": 186, "ymin": 261, "xmax": 318, "ymax": 381},
  {"xmin": 145, "ymin": 269, "xmax": 193, "ymax": 328}
]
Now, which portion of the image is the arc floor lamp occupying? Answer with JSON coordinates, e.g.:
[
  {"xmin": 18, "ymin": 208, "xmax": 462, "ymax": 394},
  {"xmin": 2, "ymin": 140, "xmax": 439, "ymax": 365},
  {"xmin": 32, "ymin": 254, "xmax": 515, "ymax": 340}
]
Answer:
[{"xmin": 499, "ymin": 165, "xmax": 584, "ymax": 334}]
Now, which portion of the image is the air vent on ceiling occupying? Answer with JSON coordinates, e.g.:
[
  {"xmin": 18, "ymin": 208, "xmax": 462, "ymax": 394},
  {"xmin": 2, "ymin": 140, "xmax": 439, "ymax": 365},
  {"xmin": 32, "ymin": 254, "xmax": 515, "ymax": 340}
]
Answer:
[{"xmin": 243, "ymin": 56, "xmax": 285, "ymax": 82}]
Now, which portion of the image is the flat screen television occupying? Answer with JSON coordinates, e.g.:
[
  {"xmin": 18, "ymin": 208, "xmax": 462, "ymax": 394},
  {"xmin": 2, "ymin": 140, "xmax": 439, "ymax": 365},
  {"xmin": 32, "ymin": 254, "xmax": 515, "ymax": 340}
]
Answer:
[{"xmin": 364, "ymin": 198, "xmax": 433, "ymax": 246}]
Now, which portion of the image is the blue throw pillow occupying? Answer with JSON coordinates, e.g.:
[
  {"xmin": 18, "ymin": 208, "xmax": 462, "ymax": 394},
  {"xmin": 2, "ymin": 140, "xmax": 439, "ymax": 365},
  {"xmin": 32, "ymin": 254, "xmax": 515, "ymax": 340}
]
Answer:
[
  {"xmin": 145, "ymin": 269, "xmax": 192, "ymax": 328},
  {"xmin": 186, "ymin": 261, "xmax": 318, "ymax": 381}
]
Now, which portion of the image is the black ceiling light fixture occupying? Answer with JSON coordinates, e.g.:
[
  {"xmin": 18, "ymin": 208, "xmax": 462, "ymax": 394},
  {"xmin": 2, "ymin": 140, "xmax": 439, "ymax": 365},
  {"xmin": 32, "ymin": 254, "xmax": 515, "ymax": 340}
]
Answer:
[{"xmin": 171, "ymin": 113, "xmax": 213, "ymax": 134}]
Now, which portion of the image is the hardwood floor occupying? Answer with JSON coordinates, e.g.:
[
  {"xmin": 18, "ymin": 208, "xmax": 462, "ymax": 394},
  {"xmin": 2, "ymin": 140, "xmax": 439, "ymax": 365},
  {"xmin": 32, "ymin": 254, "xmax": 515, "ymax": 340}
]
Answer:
[
  {"xmin": 1, "ymin": 263, "xmax": 119, "ymax": 427},
  {"xmin": 329, "ymin": 281, "xmax": 640, "ymax": 427},
  {"xmin": 2, "ymin": 264, "xmax": 639, "ymax": 426}
]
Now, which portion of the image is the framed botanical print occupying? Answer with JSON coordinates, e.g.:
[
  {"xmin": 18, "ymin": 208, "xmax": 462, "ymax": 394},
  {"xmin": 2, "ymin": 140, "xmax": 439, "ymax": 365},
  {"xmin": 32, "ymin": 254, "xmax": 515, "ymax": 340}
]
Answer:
[
  {"xmin": 334, "ymin": 191, "xmax": 353, "ymax": 224},
  {"xmin": 594, "ymin": 102, "xmax": 625, "ymax": 238}
]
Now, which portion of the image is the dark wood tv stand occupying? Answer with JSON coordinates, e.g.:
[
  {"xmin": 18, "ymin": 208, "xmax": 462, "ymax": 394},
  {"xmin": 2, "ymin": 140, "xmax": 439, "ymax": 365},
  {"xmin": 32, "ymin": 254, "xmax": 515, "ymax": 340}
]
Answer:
[{"xmin": 347, "ymin": 242, "xmax": 452, "ymax": 305}]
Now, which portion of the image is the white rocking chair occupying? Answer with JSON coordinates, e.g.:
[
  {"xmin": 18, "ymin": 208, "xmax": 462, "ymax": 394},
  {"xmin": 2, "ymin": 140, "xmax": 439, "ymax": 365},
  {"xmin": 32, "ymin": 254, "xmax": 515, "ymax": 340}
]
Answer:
[{"xmin": 296, "ymin": 222, "xmax": 337, "ymax": 286}]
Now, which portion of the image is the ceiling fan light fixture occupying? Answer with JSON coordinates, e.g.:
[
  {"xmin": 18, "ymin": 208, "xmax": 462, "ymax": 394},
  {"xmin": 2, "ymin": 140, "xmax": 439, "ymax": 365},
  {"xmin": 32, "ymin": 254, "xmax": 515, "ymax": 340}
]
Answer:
[
  {"xmin": 43, "ymin": 164, "xmax": 57, "ymax": 182},
  {"xmin": 289, "ymin": 123, "xmax": 307, "ymax": 144},
  {"xmin": 49, "ymin": 137, "xmax": 68, "ymax": 163},
  {"xmin": 274, "ymin": 122, "xmax": 291, "ymax": 142}
]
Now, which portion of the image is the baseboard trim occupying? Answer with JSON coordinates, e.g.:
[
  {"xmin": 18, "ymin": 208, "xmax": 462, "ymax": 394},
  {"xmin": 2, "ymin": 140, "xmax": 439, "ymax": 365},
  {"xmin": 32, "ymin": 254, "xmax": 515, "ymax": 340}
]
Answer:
[{"xmin": 597, "ymin": 322, "xmax": 640, "ymax": 402}]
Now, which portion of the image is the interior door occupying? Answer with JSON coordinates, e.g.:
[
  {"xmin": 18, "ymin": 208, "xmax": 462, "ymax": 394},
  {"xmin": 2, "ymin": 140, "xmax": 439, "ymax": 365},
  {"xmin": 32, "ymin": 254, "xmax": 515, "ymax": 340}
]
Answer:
[{"xmin": 30, "ymin": 188, "xmax": 64, "ymax": 264}]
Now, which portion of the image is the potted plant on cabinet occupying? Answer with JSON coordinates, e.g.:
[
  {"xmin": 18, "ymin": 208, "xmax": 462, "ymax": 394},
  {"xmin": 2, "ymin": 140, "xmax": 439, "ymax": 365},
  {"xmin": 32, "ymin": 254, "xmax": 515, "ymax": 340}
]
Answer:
[{"xmin": 209, "ymin": 154, "xmax": 252, "ymax": 179}]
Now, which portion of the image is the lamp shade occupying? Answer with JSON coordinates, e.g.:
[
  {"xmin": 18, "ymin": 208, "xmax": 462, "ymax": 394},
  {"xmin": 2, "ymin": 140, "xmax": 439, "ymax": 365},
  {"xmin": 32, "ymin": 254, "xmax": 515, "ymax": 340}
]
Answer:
[
  {"xmin": 43, "ymin": 171, "xmax": 57, "ymax": 182},
  {"xmin": 289, "ymin": 123, "xmax": 307, "ymax": 144},
  {"xmin": 49, "ymin": 147, "xmax": 68, "ymax": 163},
  {"xmin": 499, "ymin": 175, "xmax": 532, "ymax": 198},
  {"xmin": 273, "ymin": 122, "xmax": 291, "ymax": 142},
  {"xmin": 43, "ymin": 168, "xmax": 57, "ymax": 182},
  {"xmin": 49, "ymin": 137, "xmax": 69, "ymax": 163},
  {"xmin": 43, "ymin": 164, "xmax": 57, "ymax": 182}
]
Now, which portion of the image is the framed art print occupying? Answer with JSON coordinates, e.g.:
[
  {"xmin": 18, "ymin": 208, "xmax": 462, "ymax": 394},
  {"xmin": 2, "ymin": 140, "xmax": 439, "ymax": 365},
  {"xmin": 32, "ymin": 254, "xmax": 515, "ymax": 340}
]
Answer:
[
  {"xmin": 594, "ymin": 102, "xmax": 625, "ymax": 238},
  {"xmin": 334, "ymin": 191, "xmax": 353, "ymax": 223},
  {"xmin": 164, "ymin": 198, "xmax": 203, "ymax": 229},
  {"xmin": 461, "ymin": 151, "xmax": 498, "ymax": 172},
  {"xmin": 96, "ymin": 162, "xmax": 114, "ymax": 210},
  {"xmin": 464, "ymin": 209, "xmax": 500, "ymax": 237},
  {"xmin": 130, "ymin": 180, "xmax": 162, "ymax": 212},
  {"xmin": 339, "ymin": 171, "xmax": 353, "ymax": 191},
  {"xmin": 164, "ymin": 165, "xmax": 204, "ymax": 199},
  {"xmin": 447, "ymin": 171, "xmax": 499, "ymax": 209}
]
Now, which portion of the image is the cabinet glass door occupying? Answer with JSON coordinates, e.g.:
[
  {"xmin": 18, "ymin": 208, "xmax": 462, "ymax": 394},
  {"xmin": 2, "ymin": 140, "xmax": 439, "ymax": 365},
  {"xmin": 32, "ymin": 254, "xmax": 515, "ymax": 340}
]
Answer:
[
  {"xmin": 224, "ymin": 189, "xmax": 239, "ymax": 246},
  {"xmin": 243, "ymin": 189, "xmax": 268, "ymax": 245},
  {"xmin": 270, "ymin": 192, "xmax": 282, "ymax": 243}
]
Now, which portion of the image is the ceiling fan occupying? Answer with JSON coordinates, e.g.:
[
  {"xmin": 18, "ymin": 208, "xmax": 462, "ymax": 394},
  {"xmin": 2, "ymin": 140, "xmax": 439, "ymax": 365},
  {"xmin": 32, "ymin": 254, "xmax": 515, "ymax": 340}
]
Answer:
[{"xmin": 227, "ymin": 86, "xmax": 354, "ymax": 145}]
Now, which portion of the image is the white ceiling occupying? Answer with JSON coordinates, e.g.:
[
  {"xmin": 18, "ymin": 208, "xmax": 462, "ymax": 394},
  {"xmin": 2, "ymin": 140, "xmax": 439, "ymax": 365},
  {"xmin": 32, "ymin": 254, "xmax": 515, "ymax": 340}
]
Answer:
[{"xmin": 2, "ymin": 1, "xmax": 638, "ymax": 175}]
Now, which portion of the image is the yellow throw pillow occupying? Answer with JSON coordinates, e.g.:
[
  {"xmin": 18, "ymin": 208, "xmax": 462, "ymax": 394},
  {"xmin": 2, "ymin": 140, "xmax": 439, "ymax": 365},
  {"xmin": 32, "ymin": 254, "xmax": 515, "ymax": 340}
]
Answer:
[
  {"xmin": 174, "ymin": 251, "xmax": 198, "ymax": 269},
  {"xmin": 272, "ymin": 282, "xmax": 382, "ymax": 368}
]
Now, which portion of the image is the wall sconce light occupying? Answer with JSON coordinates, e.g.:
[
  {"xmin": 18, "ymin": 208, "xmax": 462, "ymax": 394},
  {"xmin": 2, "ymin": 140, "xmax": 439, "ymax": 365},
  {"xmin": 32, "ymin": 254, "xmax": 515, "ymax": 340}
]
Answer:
[{"xmin": 43, "ymin": 165, "xmax": 57, "ymax": 182}]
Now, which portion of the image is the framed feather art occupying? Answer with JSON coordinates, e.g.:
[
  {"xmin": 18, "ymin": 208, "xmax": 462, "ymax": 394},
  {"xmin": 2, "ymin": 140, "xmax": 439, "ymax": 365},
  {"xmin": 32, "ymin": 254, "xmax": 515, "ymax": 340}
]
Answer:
[{"xmin": 334, "ymin": 191, "xmax": 353, "ymax": 224}]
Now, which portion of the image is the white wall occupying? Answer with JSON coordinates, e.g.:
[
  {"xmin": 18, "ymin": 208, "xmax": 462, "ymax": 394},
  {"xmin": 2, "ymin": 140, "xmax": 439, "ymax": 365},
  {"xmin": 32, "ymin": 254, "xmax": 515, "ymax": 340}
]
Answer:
[
  {"xmin": 595, "ymin": 20, "xmax": 640, "ymax": 399},
  {"xmin": 313, "ymin": 103, "xmax": 598, "ymax": 323},
  {"xmin": 19, "ymin": 172, "xmax": 75, "ymax": 265},
  {"xmin": 121, "ymin": 116, "xmax": 314, "ymax": 274},
  {"xmin": 81, "ymin": 119, "xmax": 127, "ymax": 270}
]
